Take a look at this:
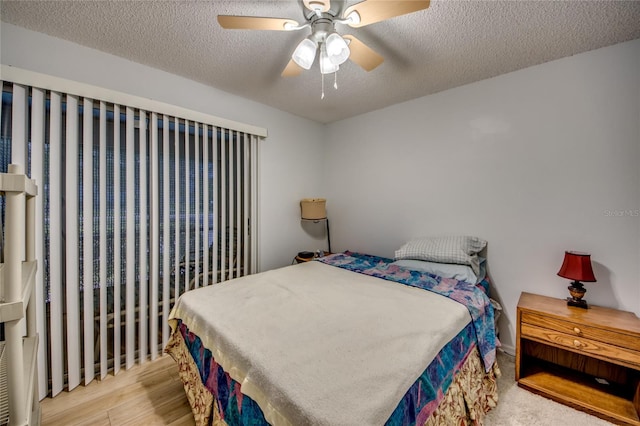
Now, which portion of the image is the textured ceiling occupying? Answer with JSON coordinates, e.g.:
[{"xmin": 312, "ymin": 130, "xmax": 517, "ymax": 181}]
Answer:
[{"xmin": 2, "ymin": 0, "xmax": 640, "ymax": 123}]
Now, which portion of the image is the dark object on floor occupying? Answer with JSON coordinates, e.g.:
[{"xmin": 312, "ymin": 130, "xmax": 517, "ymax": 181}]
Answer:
[{"xmin": 297, "ymin": 251, "xmax": 314, "ymax": 259}]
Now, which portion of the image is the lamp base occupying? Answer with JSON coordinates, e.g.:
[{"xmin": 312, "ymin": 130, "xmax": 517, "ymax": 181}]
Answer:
[
  {"xmin": 566, "ymin": 297, "xmax": 588, "ymax": 309},
  {"xmin": 567, "ymin": 281, "xmax": 588, "ymax": 309}
]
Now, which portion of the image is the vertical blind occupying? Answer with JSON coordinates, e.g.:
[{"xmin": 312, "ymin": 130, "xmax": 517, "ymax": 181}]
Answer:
[{"xmin": 0, "ymin": 77, "xmax": 261, "ymax": 398}]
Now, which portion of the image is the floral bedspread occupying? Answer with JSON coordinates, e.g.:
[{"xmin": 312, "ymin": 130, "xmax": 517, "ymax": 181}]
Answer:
[
  {"xmin": 170, "ymin": 318, "xmax": 498, "ymax": 425},
  {"xmin": 317, "ymin": 251, "xmax": 497, "ymax": 372},
  {"xmin": 167, "ymin": 251, "xmax": 500, "ymax": 425},
  {"xmin": 386, "ymin": 321, "xmax": 479, "ymax": 424}
]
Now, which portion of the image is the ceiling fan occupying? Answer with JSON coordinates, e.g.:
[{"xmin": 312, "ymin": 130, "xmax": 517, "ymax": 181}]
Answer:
[{"xmin": 217, "ymin": 0, "xmax": 430, "ymax": 78}]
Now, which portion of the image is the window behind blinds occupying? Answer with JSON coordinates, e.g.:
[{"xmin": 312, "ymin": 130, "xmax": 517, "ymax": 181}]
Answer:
[{"xmin": 0, "ymin": 76, "xmax": 261, "ymax": 398}]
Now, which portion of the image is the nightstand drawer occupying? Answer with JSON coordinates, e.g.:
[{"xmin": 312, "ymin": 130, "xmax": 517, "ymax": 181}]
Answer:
[
  {"xmin": 521, "ymin": 323, "xmax": 640, "ymax": 369},
  {"xmin": 521, "ymin": 311, "xmax": 640, "ymax": 352}
]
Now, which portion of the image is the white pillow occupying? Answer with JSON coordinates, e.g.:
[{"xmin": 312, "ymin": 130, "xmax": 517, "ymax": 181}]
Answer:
[
  {"xmin": 394, "ymin": 235, "xmax": 487, "ymax": 274},
  {"xmin": 392, "ymin": 259, "xmax": 478, "ymax": 284}
]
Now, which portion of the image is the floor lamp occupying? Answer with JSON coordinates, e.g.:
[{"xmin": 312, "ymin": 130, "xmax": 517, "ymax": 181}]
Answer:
[{"xmin": 300, "ymin": 198, "xmax": 332, "ymax": 254}]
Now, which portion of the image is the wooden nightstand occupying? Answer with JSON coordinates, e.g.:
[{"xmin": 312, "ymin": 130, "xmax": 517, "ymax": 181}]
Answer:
[{"xmin": 516, "ymin": 292, "xmax": 640, "ymax": 425}]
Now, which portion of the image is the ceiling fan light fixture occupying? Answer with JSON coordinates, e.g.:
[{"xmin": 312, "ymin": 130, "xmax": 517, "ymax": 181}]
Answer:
[
  {"xmin": 320, "ymin": 46, "xmax": 339, "ymax": 74},
  {"xmin": 325, "ymin": 33, "xmax": 350, "ymax": 65},
  {"xmin": 292, "ymin": 38, "xmax": 318, "ymax": 70}
]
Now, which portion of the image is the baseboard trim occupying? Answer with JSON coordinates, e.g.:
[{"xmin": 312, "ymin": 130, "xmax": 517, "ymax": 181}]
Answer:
[{"xmin": 499, "ymin": 344, "xmax": 515, "ymax": 357}]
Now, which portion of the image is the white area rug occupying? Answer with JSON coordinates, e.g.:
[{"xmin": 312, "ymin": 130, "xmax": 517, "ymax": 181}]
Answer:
[{"xmin": 484, "ymin": 351, "xmax": 614, "ymax": 425}]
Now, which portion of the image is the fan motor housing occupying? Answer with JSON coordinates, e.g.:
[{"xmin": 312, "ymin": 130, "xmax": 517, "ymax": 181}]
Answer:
[{"xmin": 309, "ymin": 19, "xmax": 335, "ymax": 43}]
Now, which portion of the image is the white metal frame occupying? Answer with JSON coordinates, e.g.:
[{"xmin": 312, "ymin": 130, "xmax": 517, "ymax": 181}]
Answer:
[{"xmin": 0, "ymin": 163, "xmax": 40, "ymax": 425}]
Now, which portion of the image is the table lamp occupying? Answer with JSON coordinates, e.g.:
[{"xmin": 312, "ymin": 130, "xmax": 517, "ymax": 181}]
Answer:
[{"xmin": 557, "ymin": 251, "xmax": 596, "ymax": 309}]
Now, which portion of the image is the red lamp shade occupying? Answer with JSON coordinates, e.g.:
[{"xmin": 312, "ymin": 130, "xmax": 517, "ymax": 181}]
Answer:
[{"xmin": 557, "ymin": 251, "xmax": 596, "ymax": 282}]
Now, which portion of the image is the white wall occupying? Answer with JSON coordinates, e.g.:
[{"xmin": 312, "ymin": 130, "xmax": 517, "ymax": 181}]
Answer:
[
  {"xmin": 325, "ymin": 39, "xmax": 640, "ymax": 352},
  {"xmin": 4, "ymin": 22, "xmax": 638, "ymax": 353},
  {"xmin": 0, "ymin": 23, "xmax": 327, "ymax": 272}
]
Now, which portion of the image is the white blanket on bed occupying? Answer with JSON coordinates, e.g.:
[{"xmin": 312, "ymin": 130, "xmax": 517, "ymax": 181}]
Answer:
[{"xmin": 169, "ymin": 260, "xmax": 471, "ymax": 426}]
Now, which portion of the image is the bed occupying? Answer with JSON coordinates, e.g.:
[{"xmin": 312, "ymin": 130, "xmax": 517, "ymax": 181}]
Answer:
[{"xmin": 166, "ymin": 244, "xmax": 500, "ymax": 426}]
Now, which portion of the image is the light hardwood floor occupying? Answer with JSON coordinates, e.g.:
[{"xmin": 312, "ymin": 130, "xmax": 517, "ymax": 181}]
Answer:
[
  {"xmin": 39, "ymin": 351, "xmax": 612, "ymax": 425},
  {"xmin": 40, "ymin": 355, "xmax": 195, "ymax": 426}
]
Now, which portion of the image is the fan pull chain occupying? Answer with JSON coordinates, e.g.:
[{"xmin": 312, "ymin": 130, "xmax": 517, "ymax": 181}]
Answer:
[{"xmin": 320, "ymin": 71, "xmax": 339, "ymax": 99}]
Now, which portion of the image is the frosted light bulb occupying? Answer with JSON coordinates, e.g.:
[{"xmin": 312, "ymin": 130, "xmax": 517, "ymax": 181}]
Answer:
[
  {"xmin": 292, "ymin": 38, "xmax": 317, "ymax": 70},
  {"xmin": 325, "ymin": 33, "xmax": 350, "ymax": 65}
]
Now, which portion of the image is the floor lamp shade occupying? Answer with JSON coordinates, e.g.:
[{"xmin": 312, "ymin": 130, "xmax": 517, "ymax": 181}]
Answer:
[{"xmin": 300, "ymin": 198, "xmax": 327, "ymax": 220}]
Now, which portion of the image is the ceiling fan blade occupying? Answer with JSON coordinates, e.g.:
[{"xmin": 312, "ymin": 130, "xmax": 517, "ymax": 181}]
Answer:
[
  {"xmin": 282, "ymin": 60, "xmax": 304, "ymax": 77},
  {"xmin": 218, "ymin": 16, "xmax": 299, "ymax": 31},
  {"xmin": 303, "ymin": 0, "xmax": 331, "ymax": 14},
  {"xmin": 344, "ymin": 0, "xmax": 430, "ymax": 28},
  {"xmin": 343, "ymin": 35, "xmax": 384, "ymax": 71}
]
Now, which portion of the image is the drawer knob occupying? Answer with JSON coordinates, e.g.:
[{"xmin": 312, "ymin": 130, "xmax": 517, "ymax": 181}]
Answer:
[
  {"xmin": 573, "ymin": 340, "xmax": 582, "ymax": 348},
  {"xmin": 573, "ymin": 327, "xmax": 581, "ymax": 335}
]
